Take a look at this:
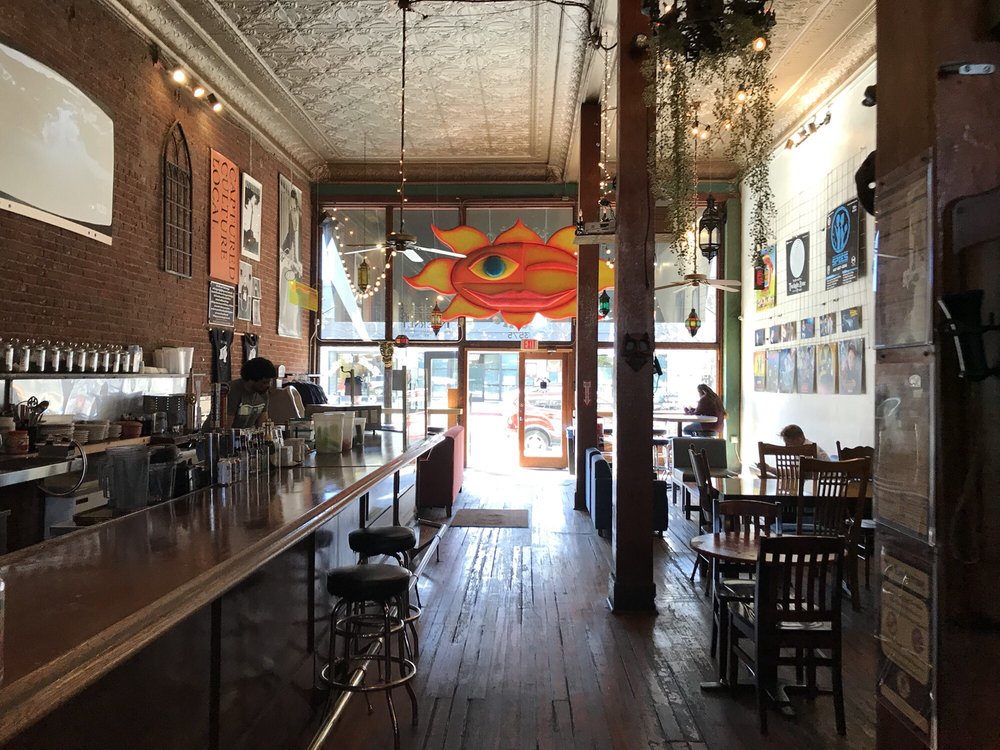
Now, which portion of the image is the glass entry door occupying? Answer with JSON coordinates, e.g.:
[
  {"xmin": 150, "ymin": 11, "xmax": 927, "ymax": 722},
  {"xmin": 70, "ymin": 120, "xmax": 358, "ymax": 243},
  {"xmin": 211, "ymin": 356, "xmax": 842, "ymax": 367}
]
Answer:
[
  {"xmin": 518, "ymin": 351, "xmax": 571, "ymax": 469},
  {"xmin": 423, "ymin": 351, "xmax": 459, "ymax": 433}
]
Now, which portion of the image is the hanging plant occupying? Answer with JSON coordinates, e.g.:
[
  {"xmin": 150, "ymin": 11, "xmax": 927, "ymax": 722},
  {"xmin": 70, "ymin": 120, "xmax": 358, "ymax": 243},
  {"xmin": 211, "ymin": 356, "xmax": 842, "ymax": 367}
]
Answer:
[{"xmin": 646, "ymin": 0, "xmax": 777, "ymax": 267}]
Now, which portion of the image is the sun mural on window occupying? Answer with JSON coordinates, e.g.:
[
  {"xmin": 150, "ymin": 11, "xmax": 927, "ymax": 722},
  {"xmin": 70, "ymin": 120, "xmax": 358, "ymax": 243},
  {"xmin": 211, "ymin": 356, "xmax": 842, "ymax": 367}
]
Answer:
[{"xmin": 404, "ymin": 220, "xmax": 615, "ymax": 329}]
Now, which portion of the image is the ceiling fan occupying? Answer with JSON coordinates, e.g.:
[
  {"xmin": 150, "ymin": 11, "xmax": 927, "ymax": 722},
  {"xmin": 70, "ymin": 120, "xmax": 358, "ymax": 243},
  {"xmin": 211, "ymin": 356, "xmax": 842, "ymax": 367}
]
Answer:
[
  {"xmin": 340, "ymin": 0, "xmax": 465, "ymax": 266},
  {"xmin": 654, "ymin": 245, "xmax": 741, "ymax": 294}
]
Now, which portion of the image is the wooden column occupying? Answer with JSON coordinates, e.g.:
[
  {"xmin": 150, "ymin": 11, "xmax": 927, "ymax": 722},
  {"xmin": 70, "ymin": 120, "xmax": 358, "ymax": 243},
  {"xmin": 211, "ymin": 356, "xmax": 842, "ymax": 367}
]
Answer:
[
  {"xmin": 608, "ymin": 0, "xmax": 655, "ymax": 612},
  {"xmin": 876, "ymin": 2, "xmax": 1000, "ymax": 748},
  {"xmin": 575, "ymin": 100, "xmax": 601, "ymax": 510}
]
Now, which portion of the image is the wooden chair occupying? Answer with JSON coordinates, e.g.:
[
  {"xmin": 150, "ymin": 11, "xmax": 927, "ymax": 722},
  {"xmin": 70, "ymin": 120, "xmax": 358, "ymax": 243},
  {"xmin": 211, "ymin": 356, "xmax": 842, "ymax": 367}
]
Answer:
[
  {"xmin": 835, "ymin": 445, "xmax": 875, "ymax": 588},
  {"xmin": 688, "ymin": 447, "xmax": 716, "ymax": 594},
  {"xmin": 796, "ymin": 457, "xmax": 870, "ymax": 610},
  {"xmin": 728, "ymin": 535, "xmax": 846, "ymax": 736},
  {"xmin": 758, "ymin": 442, "xmax": 816, "ymax": 496},
  {"xmin": 710, "ymin": 499, "xmax": 782, "ymax": 679},
  {"xmin": 835, "ymin": 443, "xmax": 874, "ymax": 462}
]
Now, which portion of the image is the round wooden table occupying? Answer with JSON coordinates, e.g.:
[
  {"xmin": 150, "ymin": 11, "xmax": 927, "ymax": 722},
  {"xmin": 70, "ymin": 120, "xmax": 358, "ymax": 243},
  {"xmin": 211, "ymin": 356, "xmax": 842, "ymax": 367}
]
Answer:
[{"xmin": 689, "ymin": 532, "xmax": 761, "ymax": 564}]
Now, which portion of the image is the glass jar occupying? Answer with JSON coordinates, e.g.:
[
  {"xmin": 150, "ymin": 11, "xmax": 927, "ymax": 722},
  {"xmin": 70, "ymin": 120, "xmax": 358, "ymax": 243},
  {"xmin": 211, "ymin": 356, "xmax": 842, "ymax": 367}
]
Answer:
[
  {"xmin": 98, "ymin": 348, "xmax": 111, "ymax": 374},
  {"xmin": 49, "ymin": 342, "xmax": 62, "ymax": 374},
  {"xmin": 18, "ymin": 340, "xmax": 32, "ymax": 373},
  {"xmin": 73, "ymin": 343, "xmax": 88, "ymax": 373},
  {"xmin": 62, "ymin": 343, "xmax": 76, "ymax": 373},
  {"xmin": 87, "ymin": 345, "xmax": 99, "ymax": 373},
  {"xmin": 32, "ymin": 340, "xmax": 48, "ymax": 373},
  {"xmin": 110, "ymin": 346, "xmax": 122, "ymax": 374},
  {"xmin": 1, "ymin": 340, "xmax": 13, "ymax": 373}
]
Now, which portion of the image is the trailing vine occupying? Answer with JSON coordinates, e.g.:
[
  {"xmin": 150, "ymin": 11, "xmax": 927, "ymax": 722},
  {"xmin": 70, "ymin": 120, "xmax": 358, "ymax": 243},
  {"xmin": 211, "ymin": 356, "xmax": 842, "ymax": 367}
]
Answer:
[{"xmin": 646, "ymin": 1, "xmax": 777, "ymax": 267}]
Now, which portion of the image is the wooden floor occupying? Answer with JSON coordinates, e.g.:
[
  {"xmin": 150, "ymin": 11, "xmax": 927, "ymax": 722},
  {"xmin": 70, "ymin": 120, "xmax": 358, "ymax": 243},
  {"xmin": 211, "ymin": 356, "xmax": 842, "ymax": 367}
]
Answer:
[{"xmin": 319, "ymin": 468, "xmax": 877, "ymax": 750}]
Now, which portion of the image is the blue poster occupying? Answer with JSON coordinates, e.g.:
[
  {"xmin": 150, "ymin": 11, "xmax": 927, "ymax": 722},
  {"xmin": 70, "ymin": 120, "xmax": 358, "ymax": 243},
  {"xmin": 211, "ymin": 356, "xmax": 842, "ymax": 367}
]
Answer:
[{"xmin": 825, "ymin": 199, "xmax": 864, "ymax": 290}]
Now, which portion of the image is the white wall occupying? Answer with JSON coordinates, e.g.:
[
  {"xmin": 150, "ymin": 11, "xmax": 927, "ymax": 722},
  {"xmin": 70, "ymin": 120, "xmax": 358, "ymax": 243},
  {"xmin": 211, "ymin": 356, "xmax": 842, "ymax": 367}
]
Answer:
[{"xmin": 740, "ymin": 61, "xmax": 877, "ymax": 459}]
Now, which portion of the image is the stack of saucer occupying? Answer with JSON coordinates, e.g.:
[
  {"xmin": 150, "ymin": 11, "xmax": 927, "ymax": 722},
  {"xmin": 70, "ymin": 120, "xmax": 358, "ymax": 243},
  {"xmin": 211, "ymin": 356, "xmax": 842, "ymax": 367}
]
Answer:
[
  {"xmin": 72, "ymin": 427, "xmax": 90, "ymax": 444},
  {"xmin": 77, "ymin": 420, "xmax": 110, "ymax": 442},
  {"xmin": 38, "ymin": 417, "xmax": 75, "ymax": 443},
  {"xmin": 106, "ymin": 423, "xmax": 123, "ymax": 441}
]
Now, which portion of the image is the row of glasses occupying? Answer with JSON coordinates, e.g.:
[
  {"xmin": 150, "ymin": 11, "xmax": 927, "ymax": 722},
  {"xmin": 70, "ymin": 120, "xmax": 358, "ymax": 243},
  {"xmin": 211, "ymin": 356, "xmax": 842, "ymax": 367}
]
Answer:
[{"xmin": 0, "ymin": 339, "xmax": 144, "ymax": 374}]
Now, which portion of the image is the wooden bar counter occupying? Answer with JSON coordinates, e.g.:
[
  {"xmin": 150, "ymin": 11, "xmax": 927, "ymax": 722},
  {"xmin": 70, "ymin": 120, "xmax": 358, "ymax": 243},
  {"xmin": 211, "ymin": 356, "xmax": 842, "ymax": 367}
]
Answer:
[{"xmin": 0, "ymin": 431, "xmax": 441, "ymax": 750}]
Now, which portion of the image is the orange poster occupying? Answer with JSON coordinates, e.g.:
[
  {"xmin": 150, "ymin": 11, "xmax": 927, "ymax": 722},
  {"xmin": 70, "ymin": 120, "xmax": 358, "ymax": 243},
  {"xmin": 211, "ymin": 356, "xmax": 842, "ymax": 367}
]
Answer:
[{"xmin": 209, "ymin": 149, "xmax": 240, "ymax": 284}]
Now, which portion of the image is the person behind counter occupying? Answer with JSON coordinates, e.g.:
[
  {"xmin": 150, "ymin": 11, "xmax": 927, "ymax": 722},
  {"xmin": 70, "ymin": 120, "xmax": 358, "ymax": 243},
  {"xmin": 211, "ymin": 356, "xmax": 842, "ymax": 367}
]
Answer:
[
  {"xmin": 222, "ymin": 357, "xmax": 278, "ymax": 429},
  {"xmin": 779, "ymin": 423, "xmax": 830, "ymax": 460}
]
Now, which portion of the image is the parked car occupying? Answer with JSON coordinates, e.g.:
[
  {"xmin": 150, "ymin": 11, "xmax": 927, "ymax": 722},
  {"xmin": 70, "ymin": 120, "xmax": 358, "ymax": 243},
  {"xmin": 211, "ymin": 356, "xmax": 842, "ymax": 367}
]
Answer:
[{"xmin": 506, "ymin": 391, "xmax": 562, "ymax": 451}]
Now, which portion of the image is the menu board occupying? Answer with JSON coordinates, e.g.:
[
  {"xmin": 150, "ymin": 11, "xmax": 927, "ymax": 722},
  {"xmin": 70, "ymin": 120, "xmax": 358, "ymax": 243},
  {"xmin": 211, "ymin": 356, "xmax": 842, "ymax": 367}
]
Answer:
[
  {"xmin": 874, "ymin": 350, "xmax": 934, "ymax": 543},
  {"xmin": 878, "ymin": 543, "xmax": 934, "ymax": 744},
  {"xmin": 825, "ymin": 198, "xmax": 864, "ymax": 290},
  {"xmin": 875, "ymin": 152, "xmax": 933, "ymax": 349},
  {"xmin": 208, "ymin": 280, "xmax": 236, "ymax": 328}
]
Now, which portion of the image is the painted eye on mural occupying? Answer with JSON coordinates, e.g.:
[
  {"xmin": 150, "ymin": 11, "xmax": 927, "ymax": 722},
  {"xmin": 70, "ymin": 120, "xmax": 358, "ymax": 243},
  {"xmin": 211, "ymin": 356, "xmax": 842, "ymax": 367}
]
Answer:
[{"xmin": 470, "ymin": 254, "xmax": 519, "ymax": 281}]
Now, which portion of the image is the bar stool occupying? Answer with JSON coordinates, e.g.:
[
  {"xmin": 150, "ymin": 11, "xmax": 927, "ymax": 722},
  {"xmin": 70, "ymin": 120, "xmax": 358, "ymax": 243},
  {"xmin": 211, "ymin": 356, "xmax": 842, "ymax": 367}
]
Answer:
[
  {"xmin": 349, "ymin": 525, "xmax": 422, "ymax": 654},
  {"xmin": 324, "ymin": 564, "xmax": 418, "ymax": 750}
]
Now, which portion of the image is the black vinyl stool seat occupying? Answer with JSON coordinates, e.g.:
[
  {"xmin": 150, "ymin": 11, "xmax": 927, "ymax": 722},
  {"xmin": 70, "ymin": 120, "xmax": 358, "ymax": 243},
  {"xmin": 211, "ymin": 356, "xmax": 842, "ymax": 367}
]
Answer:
[
  {"xmin": 349, "ymin": 526, "xmax": 417, "ymax": 560},
  {"xmin": 349, "ymin": 525, "xmax": 423, "ymax": 654},
  {"xmin": 324, "ymin": 564, "xmax": 418, "ymax": 750}
]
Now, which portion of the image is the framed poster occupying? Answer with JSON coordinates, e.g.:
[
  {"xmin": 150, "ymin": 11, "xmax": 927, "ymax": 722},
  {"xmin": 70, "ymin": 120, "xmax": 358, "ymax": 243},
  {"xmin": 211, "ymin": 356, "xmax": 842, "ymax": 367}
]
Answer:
[
  {"xmin": 241, "ymin": 173, "xmax": 262, "ymax": 260},
  {"xmin": 874, "ymin": 152, "xmax": 933, "ymax": 348},
  {"xmin": 837, "ymin": 338, "xmax": 865, "ymax": 394},
  {"xmin": 769, "ymin": 325, "xmax": 781, "ymax": 344},
  {"xmin": 238, "ymin": 261, "xmax": 252, "ymax": 321},
  {"xmin": 778, "ymin": 348, "xmax": 796, "ymax": 393},
  {"xmin": 825, "ymin": 198, "xmax": 864, "ymax": 290},
  {"xmin": 801, "ymin": 318, "xmax": 816, "ymax": 339},
  {"xmin": 841, "ymin": 306, "xmax": 863, "ymax": 332},
  {"xmin": 797, "ymin": 345, "xmax": 816, "ymax": 393},
  {"xmin": 754, "ymin": 329, "xmax": 765, "ymax": 346},
  {"xmin": 278, "ymin": 174, "xmax": 303, "ymax": 338},
  {"xmin": 753, "ymin": 351, "xmax": 767, "ymax": 391},
  {"xmin": 819, "ymin": 312, "xmax": 837, "ymax": 337},
  {"xmin": 785, "ymin": 232, "xmax": 809, "ymax": 295},
  {"xmin": 251, "ymin": 276, "xmax": 262, "ymax": 299},
  {"xmin": 210, "ymin": 149, "xmax": 240, "ymax": 285},
  {"xmin": 765, "ymin": 350, "xmax": 780, "ymax": 393},
  {"xmin": 781, "ymin": 322, "xmax": 797, "ymax": 343},
  {"xmin": 754, "ymin": 245, "xmax": 777, "ymax": 311},
  {"xmin": 817, "ymin": 343, "xmax": 838, "ymax": 395},
  {"xmin": 251, "ymin": 298, "xmax": 261, "ymax": 327}
]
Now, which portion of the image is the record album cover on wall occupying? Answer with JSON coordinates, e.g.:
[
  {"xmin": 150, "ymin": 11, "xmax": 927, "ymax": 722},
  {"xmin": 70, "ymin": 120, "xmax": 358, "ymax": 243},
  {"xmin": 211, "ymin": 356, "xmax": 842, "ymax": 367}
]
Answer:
[
  {"xmin": 797, "ymin": 345, "xmax": 816, "ymax": 393},
  {"xmin": 819, "ymin": 312, "xmax": 837, "ymax": 336},
  {"xmin": 801, "ymin": 318, "xmax": 816, "ymax": 339}
]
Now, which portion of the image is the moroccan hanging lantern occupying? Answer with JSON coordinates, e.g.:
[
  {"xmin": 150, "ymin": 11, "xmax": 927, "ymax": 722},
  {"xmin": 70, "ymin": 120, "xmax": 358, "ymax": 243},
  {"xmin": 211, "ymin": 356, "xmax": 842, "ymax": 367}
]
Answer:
[
  {"xmin": 698, "ymin": 195, "xmax": 724, "ymax": 262},
  {"xmin": 430, "ymin": 303, "xmax": 443, "ymax": 336},
  {"xmin": 685, "ymin": 307, "xmax": 702, "ymax": 337},
  {"xmin": 753, "ymin": 253, "xmax": 768, "ymax": 290},
  {"xmin": 598, "ymin": 290, "xmax": 611, "ymax": 319},
  {"xmin": 357, "ymin": 258, "xmax": 371, "ymax": 292}
]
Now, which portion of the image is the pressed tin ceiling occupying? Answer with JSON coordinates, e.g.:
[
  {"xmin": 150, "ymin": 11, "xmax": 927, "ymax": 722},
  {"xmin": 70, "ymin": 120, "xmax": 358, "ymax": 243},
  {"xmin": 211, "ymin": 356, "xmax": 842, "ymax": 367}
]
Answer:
[{"xmin": 104, "ymin": 0, "xmax": 874, "ymax": 183}]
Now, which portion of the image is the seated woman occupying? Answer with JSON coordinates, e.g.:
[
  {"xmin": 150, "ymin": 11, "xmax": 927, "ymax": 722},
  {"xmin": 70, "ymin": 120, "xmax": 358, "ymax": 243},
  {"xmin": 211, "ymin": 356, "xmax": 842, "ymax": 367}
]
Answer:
[{"xmin": 683, "ymin": 383, "xmax": 726, "ymax": 436}]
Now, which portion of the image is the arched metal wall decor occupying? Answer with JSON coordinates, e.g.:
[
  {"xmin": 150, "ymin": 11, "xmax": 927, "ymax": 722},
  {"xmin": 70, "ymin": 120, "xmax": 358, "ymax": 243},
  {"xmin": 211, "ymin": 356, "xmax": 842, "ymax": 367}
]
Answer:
[{"xmin": 162, "ymin": 121, "xmax": 193, "ymax": 277}]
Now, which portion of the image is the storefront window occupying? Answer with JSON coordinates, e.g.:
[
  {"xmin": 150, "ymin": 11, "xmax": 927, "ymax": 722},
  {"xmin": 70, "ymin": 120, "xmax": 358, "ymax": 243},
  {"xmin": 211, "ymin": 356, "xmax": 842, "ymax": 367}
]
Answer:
[
  {"xmin": 596, "ymin": 348, "xmax": 718, "ymax": 413},
  {"xmin": 463, "ymin": 207, "xmax": 574, "ymax": 342},
  {"xmin": 317, "ymin": 346, "xmax": 384, "ymax": 406},
  {"xmin": 320, "ymin": 208, "xmax": 386, "ymax": 341},
  {"xmin": 653, "ymin": 243, "xmax": 719, "ymax": 343},
  {"xmin": 391, "ymin": 207, "xmax": 461, "ymax": 341}
]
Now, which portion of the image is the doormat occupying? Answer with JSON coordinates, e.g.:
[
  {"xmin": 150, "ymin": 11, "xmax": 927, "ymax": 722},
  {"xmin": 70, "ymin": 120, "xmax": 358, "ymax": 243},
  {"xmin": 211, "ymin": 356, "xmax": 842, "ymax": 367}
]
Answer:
[{"xmin": 450, "ymin": 509, "xmax": 530, "ymax": 528}]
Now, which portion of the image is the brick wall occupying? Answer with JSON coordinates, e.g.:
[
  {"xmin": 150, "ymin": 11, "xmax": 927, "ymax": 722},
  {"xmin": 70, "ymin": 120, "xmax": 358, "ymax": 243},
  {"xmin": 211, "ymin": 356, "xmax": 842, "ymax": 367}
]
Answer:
[{"xmin": 0, "ymin": 0, "xmax": 312, "ymax": 380}]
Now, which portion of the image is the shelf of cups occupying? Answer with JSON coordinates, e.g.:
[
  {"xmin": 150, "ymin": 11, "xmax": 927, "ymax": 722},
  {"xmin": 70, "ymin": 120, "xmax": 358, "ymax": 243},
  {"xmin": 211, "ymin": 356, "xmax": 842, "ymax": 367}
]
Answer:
[{"xmin": 0, "ymin": 373, "xmax": 191, "ymax": 380}]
